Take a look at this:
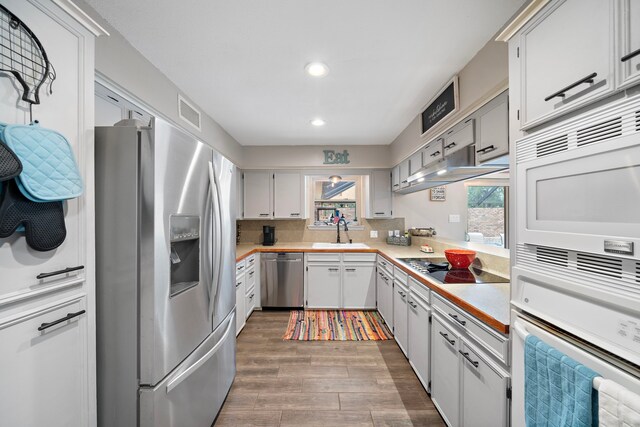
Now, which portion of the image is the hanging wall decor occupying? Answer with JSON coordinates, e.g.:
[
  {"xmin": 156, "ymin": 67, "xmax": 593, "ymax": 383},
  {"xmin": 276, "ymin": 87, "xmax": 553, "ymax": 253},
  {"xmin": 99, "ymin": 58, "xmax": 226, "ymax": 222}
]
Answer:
[{"xmin": 0, "ymin": 4, "xmax": 57, "ymax": 121}]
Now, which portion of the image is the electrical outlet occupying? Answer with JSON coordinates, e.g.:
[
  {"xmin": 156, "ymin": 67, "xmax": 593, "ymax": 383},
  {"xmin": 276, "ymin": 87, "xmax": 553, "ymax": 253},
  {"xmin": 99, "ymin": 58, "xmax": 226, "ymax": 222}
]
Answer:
[
  {"xmin": 370, "ymin": 230, "xmax": 378, "ymax": 238},
  {"xmin": 449, "ymin": 214, "xmax": 460, "ymax": 223}
]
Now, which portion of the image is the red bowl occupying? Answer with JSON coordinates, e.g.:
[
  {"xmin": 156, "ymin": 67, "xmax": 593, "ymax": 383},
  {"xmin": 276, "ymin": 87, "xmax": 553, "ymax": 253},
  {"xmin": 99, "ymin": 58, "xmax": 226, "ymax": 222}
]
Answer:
[{"xmin": 444, "ymin": 249, "xmax": 476, "ymax": 269}]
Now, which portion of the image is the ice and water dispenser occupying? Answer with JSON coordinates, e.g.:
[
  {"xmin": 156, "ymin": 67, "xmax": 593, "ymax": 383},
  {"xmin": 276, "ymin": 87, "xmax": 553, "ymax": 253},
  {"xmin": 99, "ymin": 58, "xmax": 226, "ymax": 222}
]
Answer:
[{"xmin": 169, "ymin": 215, "xmax": 200, "ymax": 297}]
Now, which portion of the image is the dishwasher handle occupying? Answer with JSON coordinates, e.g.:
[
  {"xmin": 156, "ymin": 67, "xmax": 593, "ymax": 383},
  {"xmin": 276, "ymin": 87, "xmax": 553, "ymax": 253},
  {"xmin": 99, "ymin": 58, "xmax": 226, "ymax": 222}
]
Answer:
[{"xmin": 264, "ymin": 258, "xmax": 302, "ymax": 263}]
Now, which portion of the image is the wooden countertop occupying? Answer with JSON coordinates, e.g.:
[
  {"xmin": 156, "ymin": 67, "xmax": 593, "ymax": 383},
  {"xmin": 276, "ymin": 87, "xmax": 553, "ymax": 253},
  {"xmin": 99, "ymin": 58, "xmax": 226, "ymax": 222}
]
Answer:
[{"xmin": 236, "ymin": 242, "xmax": 510, "ymax": 334}]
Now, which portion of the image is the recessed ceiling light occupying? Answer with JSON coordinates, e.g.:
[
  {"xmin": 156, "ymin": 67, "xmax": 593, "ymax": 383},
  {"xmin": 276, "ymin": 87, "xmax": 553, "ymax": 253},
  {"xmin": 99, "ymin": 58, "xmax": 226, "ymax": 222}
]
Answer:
[
  {"xmin": 437, "ymin": 168, "xmax": 447, "ymax": 175},
  {"xmin": 311, "ymin": 118, "xmax": 326, "ymax": 127},
  {"xmin": 305, "ymin": 62, "xmax": 329, "ymax": 78}
]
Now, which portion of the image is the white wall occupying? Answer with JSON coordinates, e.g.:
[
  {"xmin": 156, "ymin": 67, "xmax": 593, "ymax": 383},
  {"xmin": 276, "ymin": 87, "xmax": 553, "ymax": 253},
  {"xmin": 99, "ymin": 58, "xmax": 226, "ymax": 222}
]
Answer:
[
  {"xmin": 394, "ymin": 182, "xmax": 468, "ymax": 241},
  {"xmin": 75, "ymin": 0, "xmax": 244, "ymax": 165}
]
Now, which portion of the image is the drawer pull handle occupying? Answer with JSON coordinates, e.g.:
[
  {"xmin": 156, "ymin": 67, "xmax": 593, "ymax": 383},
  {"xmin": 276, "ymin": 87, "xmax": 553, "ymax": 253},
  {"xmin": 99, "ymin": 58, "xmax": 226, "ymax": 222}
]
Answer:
[
  {"xmin": 408, "ymin": 301, "xmax": 417, "ymax": 308},
  {"xmin": 401, "ymin": 180, "xmax": 408, "ymax": 184},
  {"xmin": 38, "ymin": 310, "xmax": 85, "ymax": 331},
  {"xmin": 449, "ymin": 313, "xmax": 467, "ymax": 326},
  {"xmin": 236, "ymin": 282, "xmax": 242, "ymax": 287},
  {"xmin": 544, "ymin": 72, "xmax": 597, "ymax": 101},
  {"xmin": 439, "ymin": 331, "xmax": 455, "ymax": 346},
  {"xmin": 290, "ymin": 213, "xmax": 300, "ymax": 216},
  {"xmin": 36, "ymin": 265, "xmax": 84, "ymax": 280},
  {"xmin": 249, "ymin": 294, "xmax": 254, "ymax": 299},
  {"xmin": 459, "ymin": 350, "xmax": 479, "ymax": 368},
  {"xmin": 476, "ymin": 145, "xmax": 495, "ymax": 154},
  {"xmin": 397, "ymin": 290, "xmax": 406, "ymax": 297},
  {"xmin": 374, "ymin": 212, "xmax": 385, "ymax": 215},
  {"xmin": 249, "ymin": 271, "xmax": 254, "ymax": 276},
  {"xmin": 328, "ymin": 268, "xmax": 339, "ymax": 272},
  {"xmin": 621, "ymin": 47, "xmax": 640, "ymax": 62},
  {"xmin": 430, "ymin": 150, "xmax": 441, "ymax": 157},
  {"xmin": 259, "ymin": 213, "xmax": 270, "ymax": 217},
  {"xmin": 444, "ymin": 142, "xmax": 456, "ymax": 150},
  {"xmin": 345, "ymin": 268, "xmax": 356, "ymax": 272}
]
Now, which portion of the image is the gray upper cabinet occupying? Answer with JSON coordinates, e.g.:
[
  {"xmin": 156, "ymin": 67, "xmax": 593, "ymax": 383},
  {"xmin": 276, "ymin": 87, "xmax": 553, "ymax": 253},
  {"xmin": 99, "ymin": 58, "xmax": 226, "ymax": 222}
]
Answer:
[
  {"xmin": 243, "ymin": 171, "xmax": 272, "ymax": 219},
  {"xmin": 443, "ymin": 119, "xmax": 474, "ymax": 156},
  {"xmin": 617, "ymin": 0, "xmax": 640, "ymax": 89},
  {"xmin": 517, "ymin": 0, "xmax": 614, "ymax": 129},
  {"xmin": 391, "ymin": 165, "xmax": 401, "ymax": 191},
  {"xmin": 399, "ymin": 159, "xmax": 410, "ymax": 189},
  {"xmin": 273, "ymin": 172, "xmax": 303, "ymax": 219},
  {"xmin": 475, "ymin": 92, "xmax": 509, "ymax": 163},
  {"xmin": 421, "ymin": 138, "xmax": 444, "ymax": 168},
  {"xmin": 408, "ymin": 151, "xmax": 423, "ymax": 176},
  {"xmin": 368, "ymin": 170, "xmax": 393, "ymax": 218}
]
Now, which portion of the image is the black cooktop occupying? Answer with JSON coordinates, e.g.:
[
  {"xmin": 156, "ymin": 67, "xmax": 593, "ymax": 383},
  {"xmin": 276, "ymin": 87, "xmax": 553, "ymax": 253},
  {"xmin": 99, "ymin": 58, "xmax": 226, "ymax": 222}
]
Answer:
[{"xmin": 398, "ymin": 257, "xmax": 509, "ymax": 284}]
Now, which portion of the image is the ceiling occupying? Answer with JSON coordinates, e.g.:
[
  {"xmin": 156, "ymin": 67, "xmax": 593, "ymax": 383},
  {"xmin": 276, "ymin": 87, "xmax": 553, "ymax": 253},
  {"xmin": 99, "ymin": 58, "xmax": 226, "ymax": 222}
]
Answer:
[{"xmin": 86, "ymin": 0, "xmax": 525, "ymax": 146}]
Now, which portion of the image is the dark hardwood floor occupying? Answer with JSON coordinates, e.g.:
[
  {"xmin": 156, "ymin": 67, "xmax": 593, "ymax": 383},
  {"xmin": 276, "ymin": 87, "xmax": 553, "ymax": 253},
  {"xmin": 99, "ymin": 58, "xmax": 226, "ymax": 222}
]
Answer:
[{"xmin": 214, "ymin": 310, "xmax": 446, "ymax": 427}]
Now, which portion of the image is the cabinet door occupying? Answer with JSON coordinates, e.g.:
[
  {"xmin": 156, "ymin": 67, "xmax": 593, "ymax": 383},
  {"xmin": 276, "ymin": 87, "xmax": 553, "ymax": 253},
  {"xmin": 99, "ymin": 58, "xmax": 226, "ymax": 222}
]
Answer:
[
  {"xmin": 460, "ymin": 342, "xmax": 509, "ymax": 427},
  {"xmin": 476, "ymin": 93, "xmax": 509, "ymax": 163},
  {"xmin": 0, "ymin": 296, "xmax": 89, "ymax": 427},
  {"xmin": 431, "ymin": 315, "xmax": 460, "ymax": 427},
  {"xmin": 243, "ymin": 171, "xmax": 272, "ymax": 219},
  {"xmin": 408, "ymin": 292, "xmax": 431, "ymax": 391},
  {"xmin": 393, "ymin": 281, "xmax": 408, "ymax": 355},
  {"xmin": 376, "ymin": 270, "xmax": 392, "ymax": 328},
  {"xmin": 274, "ymin": 172, "xmax": 303, "ymax": 219},
  {"xmin": 408, "ymin": 151, "xmax": 423, "ymax": 176},
  {"xmin": 370, "ymin": 170, "xmax": 392, "ymax": 218},
  {"xmin": 617, "ymin": 0, "xmax": 640, "ymax": 89},
  {"xmin": 235, "ymin": 275, "xmax": 245, "ymax": 335},
  {"xmin": 245, "ymin": 287, "xmax": 256, "ymax": 319},
  {"xmin": 95, "ymin": 91, "xmax": 126, "ymax": 127},
  {"xmin": 307, "ymin": 264, "xmax": 341, "ymax": 309},
  {"xmin": 391, "ymin": 165, "xmax": 401, "ymax": 192},
  {"xmin": 520, "ymin": 0, "xmax": 614, "ymax": 128},
  {"xmin": 343, "ymin": 264, "xmax": 376, "ymax": 309},
  {"xmin": 399, "ymin": 160, "xmax": 410, "ymax": 189},
  {"xmin": 443, "ymin": 119, "xmax": 474, "ymax": 157},
  {"xmin": 421, "ymin": 138, "xmax": 444, "ymax": 168}
]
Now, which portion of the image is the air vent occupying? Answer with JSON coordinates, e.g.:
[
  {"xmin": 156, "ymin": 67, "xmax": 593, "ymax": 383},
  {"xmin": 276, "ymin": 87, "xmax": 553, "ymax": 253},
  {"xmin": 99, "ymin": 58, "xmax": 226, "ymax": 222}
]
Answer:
[
  {"xmin": 536, "ymin": 246, "xmax": 568, "ymax": 267},
  {"xmin": 576, "ymin": 117, "xmax": 622, "ymax": 147},
  {"xmin": 637, "ymin": 263, "xmax": 640, "ymax": 283},
  {"xmin": 536, "ymin": 135, "xmax": 568, "ymax": 158},
  {"xmin": 636, "ymin": 111, "xmax": 640, "ymax": 131},
  {"xmin": 178, "ymin": 95, "xmax": 201, "ymax": 131},
  {"xmin": 577, "ymin": 253, "xmax": 623, "ymax": 279}
]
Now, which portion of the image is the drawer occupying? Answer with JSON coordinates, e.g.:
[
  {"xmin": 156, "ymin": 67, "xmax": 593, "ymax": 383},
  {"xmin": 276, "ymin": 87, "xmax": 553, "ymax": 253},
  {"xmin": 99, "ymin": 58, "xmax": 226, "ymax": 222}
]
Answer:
[
  {"xmin": 307, "ymin": 253, "xmax": 341, "ymax": 262},
  {"xmin": 422, "ymin": 138, "xmax": 444, "ymax": 166},
  {"xmin": 377, "ymin": 256, "xmax": 394, "ymax": 276},
  {"xmin": 245, "ymin": 254, "xmax": 257, "ymax": 269},
  {"xmin": 394, "ymin": 267, "xmax": 408, "ymax": 285},
  {"xmin": 432, "ymin": 293, "xmax": 508, "ymax": 365},
  {"xmin": 235, "ymin": 274, "xmax": 245, "ymax": 292},
  {"xmin": 236, "ymin": 260, "xmax": 246, "ymax": 276},
  {"xmin": 246, "ymin": 267, "xmax": 256, "ymax": 289},
  {"xmin": 443, "ymin": 119, "xmax": 474, "ymax": 156},
  {"xmin": 343, "ymin": 253, "xmax": 376, "ymax": 263},
  {"xmin": 408, "ymin": 276, "xmax": 430, "ymax": 304}
]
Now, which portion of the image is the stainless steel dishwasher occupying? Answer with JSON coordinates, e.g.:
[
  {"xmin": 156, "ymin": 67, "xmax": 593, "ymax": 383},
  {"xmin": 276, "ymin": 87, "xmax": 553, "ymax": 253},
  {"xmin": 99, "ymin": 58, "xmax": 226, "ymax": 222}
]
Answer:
[{"xmin": 261, "ymin": 253, "xmax": 304, "ymax": 308}]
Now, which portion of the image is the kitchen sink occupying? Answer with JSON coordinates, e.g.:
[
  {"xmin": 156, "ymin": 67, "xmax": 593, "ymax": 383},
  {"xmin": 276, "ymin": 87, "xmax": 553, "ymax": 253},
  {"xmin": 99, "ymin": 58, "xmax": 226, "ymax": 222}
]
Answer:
[{"xmin": 311, "ymin": 242, "xmax": 370, "ymax": 249}]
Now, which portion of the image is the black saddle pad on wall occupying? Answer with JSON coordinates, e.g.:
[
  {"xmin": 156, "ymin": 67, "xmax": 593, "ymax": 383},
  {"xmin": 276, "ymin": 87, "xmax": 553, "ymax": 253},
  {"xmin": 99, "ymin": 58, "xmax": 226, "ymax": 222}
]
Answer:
[
  {"xmin": 0, "ymin": 143, "xmax": 22, "ymax": 181},
  {"xmin": 0, "ymin": 180, "xmax": 66, "ymax": 251}
]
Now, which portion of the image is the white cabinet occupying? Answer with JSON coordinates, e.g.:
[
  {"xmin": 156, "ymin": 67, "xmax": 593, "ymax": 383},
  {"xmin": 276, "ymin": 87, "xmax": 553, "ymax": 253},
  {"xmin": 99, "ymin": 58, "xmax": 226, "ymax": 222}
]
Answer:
[
  {"xmin": 343, "ymin": 264, "xmax": 376, "ymax": 309},
  {"xmin": 443, "ymin": 119, "xmax": 474, "ymax": 157},
  {"xmin": 306, "ymin": 264, "xmax": 342, "ymax": 309},
  {"xmin": 475, "ymin": 92, "xmax": 509, "ymax": 163},
  {"xmin": 408, "ymin": 289, "xmax": 431, "ymax": 391},
  {"xmin": 460, "ymin": 341, "xmax": 509, "ymax": 427},
  {"xmin": 235, "ymin": 261, "xmax": 246, "ymax": 335},
  {"xmin": 517, "ymin": 0, "xmax": 614, "ymax": 128},
  {"xmin": 273, "ymin": 172, "xmax": 304, "ymax": 219},
  {"xmin": 431, "ymin": 314, "xmax": 461, "ymax": 427},
  {"xmin": 95, "ymin": 83, "xmax": 152, "ymax": 127},
  {"xmin": 245, "ymin": 286, "xmax": 256, "ymax": 318},
  {"xmin": 367, "ymin": 170, "xmax": 393, "ymax": 218},
  {"xmin": 0, "ymin": 295, "xmax": 89, "ymax": 427},
  {"xmin": 393, "ymin": 280, "xmax": 408, "ymax": 356},
  {"xmin": 391, "ymin": 165, "xmax": 401, "ymax": 191},
  {"xmin": 617, "ymin": 0, "xmax": 640, "ymax": 89},
  {"xmin": 376, "ymin": 268, "xmax": 393, "ymax": 328},
  {"xmin": 242, "ymin": 171, "xmax": 272, "ymax": 219},
  {"xmin": 399, "ymin": 159, "xmax": 410, "ymax": 189}
]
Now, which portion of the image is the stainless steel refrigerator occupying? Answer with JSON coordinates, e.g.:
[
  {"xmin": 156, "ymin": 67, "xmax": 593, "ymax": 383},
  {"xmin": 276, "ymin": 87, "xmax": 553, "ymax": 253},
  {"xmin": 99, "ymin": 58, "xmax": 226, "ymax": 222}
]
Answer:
[{"xmin": 95, "ymin": 118, "xmax": 236, "ymax": 427}]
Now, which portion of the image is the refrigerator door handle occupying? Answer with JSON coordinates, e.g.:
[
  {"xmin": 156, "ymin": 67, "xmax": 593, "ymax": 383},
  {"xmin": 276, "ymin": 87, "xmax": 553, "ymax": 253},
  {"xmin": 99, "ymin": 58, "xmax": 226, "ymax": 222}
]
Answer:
[
  {"xmin": 208, "ymin": 161, "xmax": 223, "ymax": 318},
  {"xmin": 165, "ymin": 312, "xmax": 234, "ymax": 393}
]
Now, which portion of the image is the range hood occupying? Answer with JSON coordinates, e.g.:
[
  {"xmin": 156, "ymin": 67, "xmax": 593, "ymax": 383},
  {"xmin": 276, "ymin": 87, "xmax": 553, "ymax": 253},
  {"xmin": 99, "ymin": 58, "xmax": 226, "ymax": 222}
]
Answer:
[{"xmin": 403, "ymin": 146, "xmax": 508, "ymax": 191}]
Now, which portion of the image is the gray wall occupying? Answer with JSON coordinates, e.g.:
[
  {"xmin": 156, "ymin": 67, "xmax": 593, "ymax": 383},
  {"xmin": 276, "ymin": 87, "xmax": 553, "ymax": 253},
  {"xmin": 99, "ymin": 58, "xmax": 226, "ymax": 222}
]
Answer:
[{"xmin": 76, "ymin": 0, "xmax": 244, "ymax": 165}]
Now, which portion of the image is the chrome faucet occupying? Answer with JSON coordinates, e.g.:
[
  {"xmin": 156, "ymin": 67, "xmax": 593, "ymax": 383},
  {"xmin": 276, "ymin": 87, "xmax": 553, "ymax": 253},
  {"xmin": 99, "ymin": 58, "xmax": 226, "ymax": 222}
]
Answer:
[{"xmin": 336, "ymin": 217, "xmax": 350, "ymax": 244}]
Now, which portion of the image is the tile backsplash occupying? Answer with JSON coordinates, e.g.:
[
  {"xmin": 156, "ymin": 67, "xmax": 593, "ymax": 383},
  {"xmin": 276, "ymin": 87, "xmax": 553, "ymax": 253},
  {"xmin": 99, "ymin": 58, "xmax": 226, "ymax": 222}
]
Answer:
[{"xmin": 237, "ymin": 218, "xmax": 405, "ymax": 244}]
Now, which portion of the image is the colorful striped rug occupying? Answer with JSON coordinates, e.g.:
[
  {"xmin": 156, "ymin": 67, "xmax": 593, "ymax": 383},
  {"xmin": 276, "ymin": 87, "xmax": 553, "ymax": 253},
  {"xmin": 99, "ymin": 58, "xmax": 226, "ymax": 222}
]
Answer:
[{"xmin": 283, "ymin": 310, "xmax": 393, "ymax": 341}]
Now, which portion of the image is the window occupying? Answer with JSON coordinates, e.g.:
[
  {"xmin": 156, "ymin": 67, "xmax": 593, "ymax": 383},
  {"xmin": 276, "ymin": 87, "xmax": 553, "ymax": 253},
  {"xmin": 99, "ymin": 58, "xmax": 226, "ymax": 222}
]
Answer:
[
  {"xmin": 466, "ymin": 185, "xmax": 508, "ymax": 248},
  {"xmin": 311, "ymin": 176, "xmax": 361, "ymax": 226}
]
